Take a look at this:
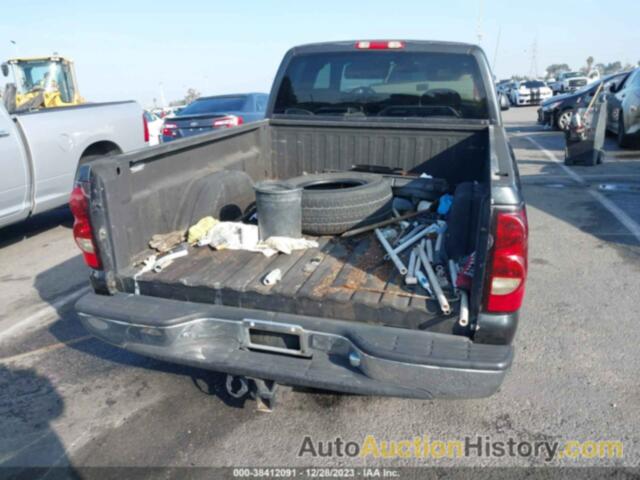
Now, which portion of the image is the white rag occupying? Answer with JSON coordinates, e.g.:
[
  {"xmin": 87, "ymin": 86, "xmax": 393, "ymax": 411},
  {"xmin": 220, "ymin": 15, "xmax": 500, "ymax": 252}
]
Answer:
[{"xmin": 201, "ymin": 222, "xmax": 319, "ymax": 257}]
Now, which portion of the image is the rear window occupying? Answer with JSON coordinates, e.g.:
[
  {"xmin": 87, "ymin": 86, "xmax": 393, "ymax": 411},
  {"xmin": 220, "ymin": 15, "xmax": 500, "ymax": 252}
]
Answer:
[
  {"xmin": 180, "ymin": 96, "xmax": 247, "ymax": 115},
  {"xmin": 274, "ymin": 51, "xmax": 489, "ymax": 119}
]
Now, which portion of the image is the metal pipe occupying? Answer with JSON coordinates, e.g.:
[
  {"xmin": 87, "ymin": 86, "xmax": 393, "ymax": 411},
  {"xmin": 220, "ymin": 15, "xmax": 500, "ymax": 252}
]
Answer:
[
  {"xmin": 412, "ymin": 247, "xmax": 433, "ymax": 295},
  {"xmin": 341, "ymin": 210, "xmax": 430, "ymax": 238},
  {"xmin": 152, "ymin": 246, "xmax": 188, "ymax": 273},
  {"xmin": 448, "ymin": 260, "xmax": 459, "ymax": 293},
  {"xmin": 392, "ymin": 223, "xmax": 438, "ymax": 256},
  {"xmin": 459, "ymin": 290, "xmax": 469, "ymax": 327},
  {"xmin": 435, "ymin": 222, "xmax": 447, "ymax": 260},
  {"xmin": 417, "ymin": 244, "xmax": 451, "ymax": 315},
  {"xmin": 405, "ymin": 249, "xmax": 417, "ymax": 285},
  {"xmin": 375, "ymin": 228, "xmax": 408, "ymax": 275},
  {"xmin": 394, "ymin": 224, "xmax": 422, "ymax": 246},
  {"xmin": 426, "ymin": 238, "xmax": 434, "ymax": 263},
  {"xmin": 392, "ymin": 222, "xmax": 410, "ymax": 246},
  {"xmin": 413, "ymin": 247, "xmax": 422, "ymax": 278}
]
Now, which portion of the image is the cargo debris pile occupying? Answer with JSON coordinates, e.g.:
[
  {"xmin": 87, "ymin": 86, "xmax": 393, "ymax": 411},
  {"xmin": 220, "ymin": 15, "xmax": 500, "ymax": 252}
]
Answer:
[{"xmin": 138, "ymin": 169, "xmax": 475, "ymax": 328}]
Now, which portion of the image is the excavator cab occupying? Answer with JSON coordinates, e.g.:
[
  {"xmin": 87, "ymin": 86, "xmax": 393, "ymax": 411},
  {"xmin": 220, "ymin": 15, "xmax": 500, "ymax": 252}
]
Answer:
[{"xmin": 1, "ymin": 56, "xmax": 84, "ymax": 112}]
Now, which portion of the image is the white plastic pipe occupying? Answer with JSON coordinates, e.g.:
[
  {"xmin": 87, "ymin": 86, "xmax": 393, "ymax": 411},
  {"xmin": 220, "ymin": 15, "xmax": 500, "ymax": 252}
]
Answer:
[
  {"xmin": 375, "ymin": 228, "xmax": 408, "ymax": 275},
  {"xmin": 459, "ymin": 290, "xmax": 469, "ymax": 327},
  {"xmin": 405, "ymin": 249, "xmax": 418, "ymax": 285},
  {"xmin": 417, "ymin": 245, "xmax": 451, "ymax": 315}
]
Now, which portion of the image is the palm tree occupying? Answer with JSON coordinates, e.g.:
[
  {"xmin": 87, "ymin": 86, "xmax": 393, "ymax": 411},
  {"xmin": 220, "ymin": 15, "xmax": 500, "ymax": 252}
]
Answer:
[{"xmin": 586, "ymin": 56, "xmax": 594, "ymax": 73}]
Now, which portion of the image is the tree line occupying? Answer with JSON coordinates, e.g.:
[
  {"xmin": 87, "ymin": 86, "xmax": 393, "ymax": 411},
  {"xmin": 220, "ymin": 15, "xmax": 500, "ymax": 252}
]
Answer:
[{"xmin": 545, "ymin": 57, "xmax": 639, "ymax": 79}]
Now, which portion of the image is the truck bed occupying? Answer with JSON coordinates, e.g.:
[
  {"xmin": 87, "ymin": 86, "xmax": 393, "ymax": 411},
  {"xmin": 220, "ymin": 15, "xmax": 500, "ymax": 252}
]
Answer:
[
  {"xmin": 133, "ymin": 233, "xmax": 460, "ymax": 331},
  {"xmin": 90, "ymin": 120, "xmax": 492, "ymax": 335}
]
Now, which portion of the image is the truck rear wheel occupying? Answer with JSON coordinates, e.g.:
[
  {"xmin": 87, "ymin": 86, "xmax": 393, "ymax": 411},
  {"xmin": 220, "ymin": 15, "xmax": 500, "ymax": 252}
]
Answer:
[{"xmin": 285, "ymin": 172, "xmax": 393, "ymax": 235}]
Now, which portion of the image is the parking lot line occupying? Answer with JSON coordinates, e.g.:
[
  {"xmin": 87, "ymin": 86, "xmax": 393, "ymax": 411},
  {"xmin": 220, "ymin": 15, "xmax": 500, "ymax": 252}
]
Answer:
[
  {"xmin": 0, "ymin": 286, "xmax": 90, "ymax": 342},
  {"xmin": 525, "ymin": 136, "xmax": 584, "ymax": 184},
  {"xmin": 0, "ymin": 335, "xmax": 93, "ymax": 365},
  {"xmin": 525, "ymin": 136, "xmax": 640, "ymax": 244}
]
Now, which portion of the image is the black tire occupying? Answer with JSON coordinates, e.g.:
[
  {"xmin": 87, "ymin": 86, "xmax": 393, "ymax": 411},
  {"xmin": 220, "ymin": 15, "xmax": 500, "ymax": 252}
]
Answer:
[
  {"xmin": 618, "ymin": 116, "xmax": 633, "ymax": 148},
  {"xmin": 286, "ymin": 172, "xmax": 393, "ymax": 235}
]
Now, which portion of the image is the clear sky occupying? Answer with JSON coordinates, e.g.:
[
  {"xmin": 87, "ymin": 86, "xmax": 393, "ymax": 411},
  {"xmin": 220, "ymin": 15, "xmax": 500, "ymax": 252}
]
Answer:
[{"xmin": 1, "ymin": 0, "xmax": 638, "ymax": 108}]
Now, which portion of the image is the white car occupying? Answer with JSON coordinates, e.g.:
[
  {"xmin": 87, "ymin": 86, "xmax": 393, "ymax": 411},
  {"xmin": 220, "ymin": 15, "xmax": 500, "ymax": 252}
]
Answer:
[
  {"xmin": 510, "ymin": 80, "xmax": 553, "ymax": 106},
  {"xmin": 1, "ymin": 102, "xmax": 146, "ymax": 228},
  {"xmin": 144, "ymin": 111, "xmax": 163, "ymax": 146}
]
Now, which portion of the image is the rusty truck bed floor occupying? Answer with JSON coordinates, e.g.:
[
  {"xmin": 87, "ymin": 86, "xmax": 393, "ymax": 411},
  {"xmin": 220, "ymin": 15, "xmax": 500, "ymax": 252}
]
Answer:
[{"xmin": 134, "ymin": 235, "xmax": 459, "ymax": 331}]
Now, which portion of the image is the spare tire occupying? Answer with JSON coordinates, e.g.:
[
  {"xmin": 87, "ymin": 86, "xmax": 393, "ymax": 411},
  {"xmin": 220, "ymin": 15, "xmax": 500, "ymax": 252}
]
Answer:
[{"xmin": 286, "ymin": 172, "xmax": 393, "ymax": 235}]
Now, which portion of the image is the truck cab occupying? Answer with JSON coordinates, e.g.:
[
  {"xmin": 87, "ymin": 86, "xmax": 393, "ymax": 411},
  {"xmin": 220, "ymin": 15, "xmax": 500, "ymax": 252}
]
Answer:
[{"xmin": 551, "ymin": 71, "xmax": 589, "ymax": 94}]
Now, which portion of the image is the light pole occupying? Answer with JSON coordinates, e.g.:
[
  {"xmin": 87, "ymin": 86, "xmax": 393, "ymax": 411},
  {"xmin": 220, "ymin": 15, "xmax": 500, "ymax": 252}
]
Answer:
[
  {"xmin": 159, "ymin": 82, "xmax": 167, "ymax": 108},
  {"xmin": 10, "ymin": 40, "xmax": 19, "ymax": 57}
]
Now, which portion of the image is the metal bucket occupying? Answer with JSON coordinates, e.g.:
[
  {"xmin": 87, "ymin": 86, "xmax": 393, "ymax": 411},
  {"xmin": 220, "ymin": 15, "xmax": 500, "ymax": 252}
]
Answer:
[{"xmin": 254, "ymin": 181, "xmax": 302, "ymax": 240}]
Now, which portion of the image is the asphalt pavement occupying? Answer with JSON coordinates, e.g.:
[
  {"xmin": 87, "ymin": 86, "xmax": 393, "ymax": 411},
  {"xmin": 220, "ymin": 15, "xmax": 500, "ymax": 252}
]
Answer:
[{"xmin": 1, "ymin": 107, "xmax": 639, "ymax": 474}]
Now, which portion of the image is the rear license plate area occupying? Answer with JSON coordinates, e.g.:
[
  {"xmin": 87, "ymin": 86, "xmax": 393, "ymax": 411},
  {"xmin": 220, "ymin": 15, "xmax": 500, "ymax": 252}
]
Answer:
[{"xmin": 241, "ymin": 319, "xmax": 311, "ymax": 357}]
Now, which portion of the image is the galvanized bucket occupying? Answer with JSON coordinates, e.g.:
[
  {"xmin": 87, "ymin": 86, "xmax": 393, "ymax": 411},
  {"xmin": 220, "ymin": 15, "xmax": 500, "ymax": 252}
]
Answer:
[{"xmin": 254, "ymin": 181, "xmax": 302, "ymax": 240}]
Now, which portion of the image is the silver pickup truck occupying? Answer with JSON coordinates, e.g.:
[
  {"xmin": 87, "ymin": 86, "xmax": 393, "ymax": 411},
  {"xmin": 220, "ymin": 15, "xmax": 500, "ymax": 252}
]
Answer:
[{"xmin": 0, "ymin": 101, "xmax": 147, "ymax": 228}]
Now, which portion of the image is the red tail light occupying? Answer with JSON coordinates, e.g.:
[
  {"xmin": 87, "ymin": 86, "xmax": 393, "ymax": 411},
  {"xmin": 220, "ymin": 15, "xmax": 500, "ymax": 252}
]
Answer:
[
  {"xmin": 143, "ymin": 113, "xmax": 150, "ymax": 143},
  {"xmin": 355, "ymin": 40, "xmax": 405, "ymax": 50},
  {"xmin": 69, "ymin": 182, "xmax": 102, "ymax": 269},
  {"xmin": 162, "ymin": 122, "xmax": 178, "ymax": 137},
  {"xmin": 213, "ymin": 115, "xmax": 244, "ymax": 128},
  {"xmin": 484, "ymin": 207, "xmax": 528, "ymax": 313}
]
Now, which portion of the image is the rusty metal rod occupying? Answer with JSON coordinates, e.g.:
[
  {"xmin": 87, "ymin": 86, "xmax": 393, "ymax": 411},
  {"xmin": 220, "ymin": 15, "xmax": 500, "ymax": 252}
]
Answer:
[{"xmin": 341, "ymin": 210, "xmax": 433, "ymax": 238}]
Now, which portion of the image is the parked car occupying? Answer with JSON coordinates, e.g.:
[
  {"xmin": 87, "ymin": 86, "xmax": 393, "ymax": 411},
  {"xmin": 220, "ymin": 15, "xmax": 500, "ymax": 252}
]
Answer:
[
  {"xmin": 495, "ymin": 81, "xmax": 510, "ymax": 110},
  {"xmin": 498, "ymin": 92, "xmax": 510, "ymax": 111},
  {"xmin": 549, "ymin": 71, "xmax": 589, "ymax": 94},
  {"xmin": 606, "ymin": 67, "xmax": 640, "ymax": 147},
  {"xmin": 0, "ymin": 101, "xmax": 147, "ymax": 229},
  {"xmin": 496, "ymin": 79, "xmax": 511, "ymax": 95},
  {"xmin": 509, "ymin": 80, "xmax": 553, "ymax": 106},
  {"xmin": 74, "ymin": 40, "xmax": 527, "ymax": 402},
  {"xmin": 161, "ymin": 93, "xmax": 269, "ymax": 142},
  {"xmin": 538, "ymin": 72, "xmax": 629, "ymax": 131},
  {"xmin": 501, "ymin": 81, "xmax": 518, "ymax": 100},
  {"xmin": 144, "ymin": 110, "xmax": 163, "ymax": 146},
  {"xmin": 151, "ymin": 106, "xmax": 186, "ymax": 119}
]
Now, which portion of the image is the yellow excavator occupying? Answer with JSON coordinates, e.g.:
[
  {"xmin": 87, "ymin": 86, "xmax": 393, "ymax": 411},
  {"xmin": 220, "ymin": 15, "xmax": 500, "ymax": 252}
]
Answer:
[{"xmin": 1, "ymin": 55, "xmax": 85, "ymax": 112}]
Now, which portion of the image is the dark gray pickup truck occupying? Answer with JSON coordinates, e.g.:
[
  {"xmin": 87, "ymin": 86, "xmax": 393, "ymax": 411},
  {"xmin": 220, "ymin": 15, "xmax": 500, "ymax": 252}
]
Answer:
[{"xmin": 73, "ymin": 40, "xmax": 528, "ymax": 401}]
